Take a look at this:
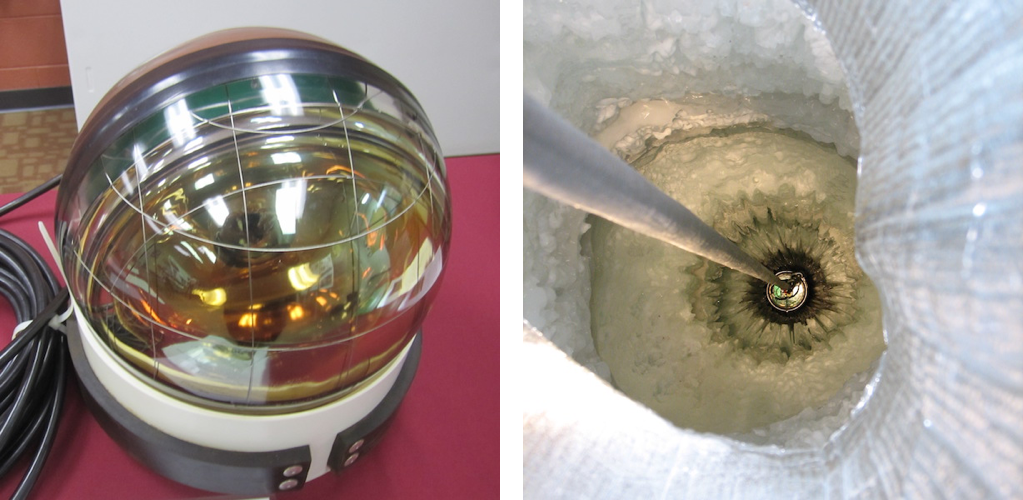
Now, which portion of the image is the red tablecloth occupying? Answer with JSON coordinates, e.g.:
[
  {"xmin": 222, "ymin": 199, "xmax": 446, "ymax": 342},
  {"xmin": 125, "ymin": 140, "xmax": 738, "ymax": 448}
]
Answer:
[{"xmin": 0, "ymin": 155, "xmax": 500, "ymax": 499}]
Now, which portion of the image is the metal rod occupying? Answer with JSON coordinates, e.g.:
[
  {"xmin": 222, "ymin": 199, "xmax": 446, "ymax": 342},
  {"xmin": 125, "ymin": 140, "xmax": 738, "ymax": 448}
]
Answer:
[{"xmin": 523, "ymin": 94, "xmax": 789, "ymax": 291}]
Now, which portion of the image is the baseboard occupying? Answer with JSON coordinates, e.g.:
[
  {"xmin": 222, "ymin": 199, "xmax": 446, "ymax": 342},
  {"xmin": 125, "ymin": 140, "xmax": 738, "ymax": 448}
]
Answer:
[{"xmin": 0, "ymin": 86, "xmax": 73, "ymax": 112}]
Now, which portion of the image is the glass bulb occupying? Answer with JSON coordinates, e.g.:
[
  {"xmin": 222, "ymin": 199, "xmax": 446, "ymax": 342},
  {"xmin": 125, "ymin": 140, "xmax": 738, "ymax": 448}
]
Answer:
[{"xmin": 57, "ymin": 29, "xmax": 451, "ymax": 413}]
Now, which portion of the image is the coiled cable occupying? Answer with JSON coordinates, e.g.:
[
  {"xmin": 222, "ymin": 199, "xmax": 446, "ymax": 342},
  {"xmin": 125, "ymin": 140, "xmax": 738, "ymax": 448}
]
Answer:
[{"xmin": 0, "ymin": 175, "xmax": 68, "ymax": 500}]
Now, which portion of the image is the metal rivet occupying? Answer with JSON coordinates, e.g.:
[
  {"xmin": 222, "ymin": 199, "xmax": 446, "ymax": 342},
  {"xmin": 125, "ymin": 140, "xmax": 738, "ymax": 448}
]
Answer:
[
  {"xmin": 344, "ymin": 452, "xmax": 360, "ymax": 467},
  {"xmin": 279, "ymin": 479, "xmax": 299, "ymax": 491},
  {"xmin": 283, "ymin": 465, "xmax": 304, "ymax": 477},
  {"xmin": 348, "ymin": 439, "xmax": 365, "ymax": 453}
]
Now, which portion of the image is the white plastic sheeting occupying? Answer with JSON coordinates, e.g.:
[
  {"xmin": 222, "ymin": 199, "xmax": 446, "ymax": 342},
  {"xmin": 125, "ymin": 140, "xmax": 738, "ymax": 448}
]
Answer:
[{"xmin": 522, "ymin": 0, "xmax": 1023, "ymax": 497}]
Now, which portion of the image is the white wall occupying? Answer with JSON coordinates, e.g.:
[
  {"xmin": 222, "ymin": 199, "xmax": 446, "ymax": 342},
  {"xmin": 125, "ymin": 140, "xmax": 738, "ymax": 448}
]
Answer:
[{"xmin": 60, "ymin": 0, "xmax": 499, "ymax": 156}]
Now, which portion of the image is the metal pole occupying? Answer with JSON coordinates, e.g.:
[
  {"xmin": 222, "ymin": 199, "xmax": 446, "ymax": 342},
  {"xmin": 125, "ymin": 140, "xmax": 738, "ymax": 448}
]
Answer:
[{"xmin": 523, "ymin": 94, "xmax": 788, "ymax": 291}]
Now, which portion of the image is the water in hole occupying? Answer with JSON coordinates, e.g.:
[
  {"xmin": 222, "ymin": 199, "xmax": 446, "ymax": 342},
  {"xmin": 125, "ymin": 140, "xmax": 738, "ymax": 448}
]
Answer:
[{"xmin": 588, "ymin": 120, "xmax": 885, "ymax": 436}]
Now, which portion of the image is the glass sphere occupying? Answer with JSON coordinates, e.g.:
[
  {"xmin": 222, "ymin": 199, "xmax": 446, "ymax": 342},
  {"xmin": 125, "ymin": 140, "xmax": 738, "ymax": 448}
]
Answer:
[{"xmin": 56, "ymin": 29, "xmax": 451, "ymax": 413}]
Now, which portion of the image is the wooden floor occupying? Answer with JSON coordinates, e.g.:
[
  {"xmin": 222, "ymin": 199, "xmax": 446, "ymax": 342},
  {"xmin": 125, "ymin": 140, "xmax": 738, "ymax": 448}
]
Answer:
[{"xmin": 0, "ymin": 107, "xmax": 78, "ymax": 194}]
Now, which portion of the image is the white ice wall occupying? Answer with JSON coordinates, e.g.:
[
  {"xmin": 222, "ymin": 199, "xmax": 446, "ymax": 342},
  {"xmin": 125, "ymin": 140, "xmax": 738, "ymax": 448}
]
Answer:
[{"xmin": 524, "ymin": 0, "xmax": 1023, "ymax": 497}]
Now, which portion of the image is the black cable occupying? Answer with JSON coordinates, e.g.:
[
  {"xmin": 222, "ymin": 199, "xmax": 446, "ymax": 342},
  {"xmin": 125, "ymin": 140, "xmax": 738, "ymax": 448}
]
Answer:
[
  {"xmin": 0, "ymin": 176, "xmax": 69, "ymax": 500},
  {"xmin": 0, "ymin": 176, "xmax": 61, "ymax": 219}
]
